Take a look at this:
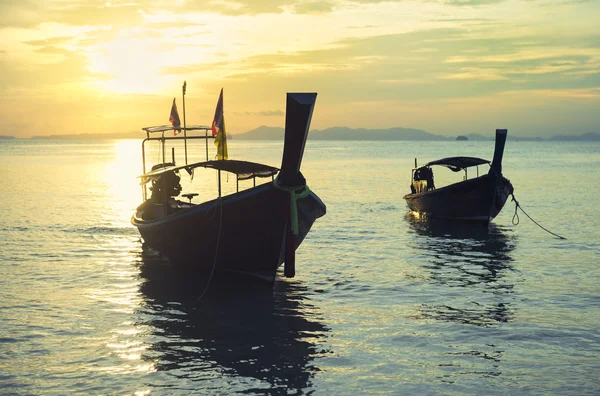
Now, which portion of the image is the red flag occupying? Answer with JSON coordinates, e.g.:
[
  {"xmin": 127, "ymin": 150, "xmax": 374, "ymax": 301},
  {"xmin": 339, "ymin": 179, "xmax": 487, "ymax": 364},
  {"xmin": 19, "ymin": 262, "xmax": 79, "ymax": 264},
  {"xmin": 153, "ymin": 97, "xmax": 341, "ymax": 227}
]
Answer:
[
  {"xmin": 169, "ymin": 97, "xmax": 181, "ymax": 136},
  {"xmin": 212, "ymin": 89, "xmax": 224, "ymax": 136}
]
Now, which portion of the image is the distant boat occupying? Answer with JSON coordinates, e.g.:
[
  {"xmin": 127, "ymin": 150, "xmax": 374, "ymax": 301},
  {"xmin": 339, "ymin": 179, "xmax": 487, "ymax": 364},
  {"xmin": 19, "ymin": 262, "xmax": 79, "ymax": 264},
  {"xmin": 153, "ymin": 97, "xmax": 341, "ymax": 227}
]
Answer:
[
  {"xmin": 456, "ymin": 135, "xmax": 468, "ymax": 141},
  {"xmin": 131, "ymin": 91, "xmax": 326, "ymax": 284},
  {"xmin": 403, "ymin": 129, "xmax": 514, "ymax": 223}
]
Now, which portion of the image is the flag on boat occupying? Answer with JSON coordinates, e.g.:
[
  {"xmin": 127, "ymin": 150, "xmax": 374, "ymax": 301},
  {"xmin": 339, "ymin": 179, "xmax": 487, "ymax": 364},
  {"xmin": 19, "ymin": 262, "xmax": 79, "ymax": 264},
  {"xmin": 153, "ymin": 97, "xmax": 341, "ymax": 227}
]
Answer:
[
  {"xmin": 169, "ymin": 97, "xmax": 181, "ymax": 136},
  {"xmin": 212, "ymin": 88, "xmax": 228, "ymax": 160}
]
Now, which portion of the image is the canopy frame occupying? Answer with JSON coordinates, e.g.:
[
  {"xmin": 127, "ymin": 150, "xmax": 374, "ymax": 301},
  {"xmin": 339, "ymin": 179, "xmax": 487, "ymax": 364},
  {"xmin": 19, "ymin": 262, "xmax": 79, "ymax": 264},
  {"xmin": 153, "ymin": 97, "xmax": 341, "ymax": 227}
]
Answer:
[
  {"xmin": 423, "ymin": 156, "xmax": 490, "ymax": 172},
  {"xmin": 140, "ymin": 125, "xmax": 214, "ymax": 200},
  {"xmin": 139, "ymin": 158, "xmax": 279, "ymax": 199},
  {"xmin": 412, "ymin": 156, "xmax": 491, "ymax": 184}
]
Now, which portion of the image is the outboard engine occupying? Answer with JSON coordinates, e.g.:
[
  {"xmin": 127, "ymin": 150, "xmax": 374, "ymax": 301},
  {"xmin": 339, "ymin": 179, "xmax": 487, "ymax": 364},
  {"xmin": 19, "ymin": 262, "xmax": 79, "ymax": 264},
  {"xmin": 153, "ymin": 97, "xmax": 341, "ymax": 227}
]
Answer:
[
  {"xmin": 414, "ymin": 167, "xmax": 435, "ymax": 191},
  {"xmin": 149, "ymin": 163, "xmax": 182, "ymax": 203}
]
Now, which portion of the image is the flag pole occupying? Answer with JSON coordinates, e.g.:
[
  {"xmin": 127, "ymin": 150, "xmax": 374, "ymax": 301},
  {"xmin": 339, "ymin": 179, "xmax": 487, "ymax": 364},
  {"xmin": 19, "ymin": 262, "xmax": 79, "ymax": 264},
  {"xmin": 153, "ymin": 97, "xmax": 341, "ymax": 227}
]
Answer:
[{"xmin": 182, "ymin": 81, "xmax": 187, "ymax": 165}]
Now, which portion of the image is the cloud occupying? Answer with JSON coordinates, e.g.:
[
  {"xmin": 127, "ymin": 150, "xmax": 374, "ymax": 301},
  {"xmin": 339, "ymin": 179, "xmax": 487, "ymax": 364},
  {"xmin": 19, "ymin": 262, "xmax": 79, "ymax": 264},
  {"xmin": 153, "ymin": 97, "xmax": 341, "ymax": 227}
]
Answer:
[
  {"xmin": 50, "ymin": 2, "xmax": 143, "ymax": 27},
  {"xmin": 196, "ymin": 23, "xmax": 600, "ymax": 108},
  {"xmin": 175, "ymin": 0, "xmax": 300, "ymax": 16},
  {"xmin": 0, "ymin": 0, "xmax": 339, "ymax": 29},
  {"xmin": 0, "ymin": 0, "xmax": 598, "ymax": 137},
  {"xmin": 292, "ymin": 1, "xmax": 336, "ymax": 14},
  {"xmin": 440, "ymin": 0, "xmax": 507, "ymax": 6},
  {"xmin": 33, "ymin": 45, "xmax": 74, "ymax": 56},
  {"xmin": 23, "ymin": 36, "xmax": 75, "ymax": 46},
  {"xmin": 0, "ymin": 0, "xmax": 44, "ymax": 28},
  {"xmin": 0, "ymin": 50, "xmax": 96, "ymax": 92}
]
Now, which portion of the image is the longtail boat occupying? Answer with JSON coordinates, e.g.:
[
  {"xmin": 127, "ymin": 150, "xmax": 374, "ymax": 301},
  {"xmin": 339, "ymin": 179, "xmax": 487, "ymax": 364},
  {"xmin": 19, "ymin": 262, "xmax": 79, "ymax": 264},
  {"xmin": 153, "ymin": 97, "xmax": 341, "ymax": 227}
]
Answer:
[
  {"xmin": 403, "ymin": 129, "xmax": 513, "ymax": 223},
  {"xmin": 131, "ymin": 88, "xmax": 325, "ymax": 284}
]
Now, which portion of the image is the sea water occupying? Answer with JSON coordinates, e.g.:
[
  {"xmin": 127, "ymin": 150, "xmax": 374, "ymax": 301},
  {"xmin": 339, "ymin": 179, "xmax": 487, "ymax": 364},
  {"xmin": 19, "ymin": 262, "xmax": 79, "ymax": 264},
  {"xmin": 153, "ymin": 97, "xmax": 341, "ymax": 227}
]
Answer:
[{"xmin": 0, "ymin": 138, "xmax": 599, "ymax": 395}]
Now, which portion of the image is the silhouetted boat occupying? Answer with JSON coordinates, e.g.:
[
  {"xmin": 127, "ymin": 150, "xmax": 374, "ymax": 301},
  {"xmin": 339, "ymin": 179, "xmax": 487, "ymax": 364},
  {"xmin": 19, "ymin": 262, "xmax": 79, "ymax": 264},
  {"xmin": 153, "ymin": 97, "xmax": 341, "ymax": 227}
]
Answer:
[
  {"xmin": 403, "ymin": 129, "xmax": 514, "ymax": 223},
  {"xmin": 131, "ymin": 91, "xmax": 326, "ymax": 284}
]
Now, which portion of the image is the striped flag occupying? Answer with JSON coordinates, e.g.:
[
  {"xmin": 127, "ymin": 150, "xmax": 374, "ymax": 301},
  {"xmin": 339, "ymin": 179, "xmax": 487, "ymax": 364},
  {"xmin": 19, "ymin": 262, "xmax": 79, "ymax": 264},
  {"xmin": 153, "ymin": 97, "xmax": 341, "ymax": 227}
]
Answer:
[{"xmin": 212, "ymin": 88, "xmax": 228, "ymax": 160}]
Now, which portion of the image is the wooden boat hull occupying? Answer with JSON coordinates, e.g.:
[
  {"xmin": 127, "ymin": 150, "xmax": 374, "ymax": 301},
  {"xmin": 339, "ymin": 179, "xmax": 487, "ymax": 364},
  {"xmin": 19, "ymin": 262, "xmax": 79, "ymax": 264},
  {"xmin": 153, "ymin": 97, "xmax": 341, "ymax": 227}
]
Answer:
[
  {"xmin": 132, "ymin": 182, "xmax": 326, "ymax": 283},
  {"xmin": 403, "ymin": 174, "xmax": 513, "ymax": 223}
]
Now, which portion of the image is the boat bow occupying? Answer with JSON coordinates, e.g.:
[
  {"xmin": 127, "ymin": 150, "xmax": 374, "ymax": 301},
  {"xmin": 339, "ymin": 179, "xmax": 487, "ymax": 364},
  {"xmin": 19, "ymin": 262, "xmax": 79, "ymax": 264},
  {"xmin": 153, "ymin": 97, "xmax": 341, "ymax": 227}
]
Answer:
[{"xmin": 275, "ymin": 92, "xmax": 324, "ymax": 278}]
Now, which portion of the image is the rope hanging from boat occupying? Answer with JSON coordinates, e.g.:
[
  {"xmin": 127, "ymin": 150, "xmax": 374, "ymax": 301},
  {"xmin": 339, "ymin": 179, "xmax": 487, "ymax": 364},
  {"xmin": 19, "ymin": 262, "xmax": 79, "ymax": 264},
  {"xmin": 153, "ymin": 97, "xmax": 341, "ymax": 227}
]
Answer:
[
  {"xmin": 511, "ymin": 193, "xmax": 566, "ymax": 240},
  {"xmin": 197, "ymin": 197, "xmax": 224, "ymax": 300},
  {"xmin": 274, "ymin": 178, "xmax": 311, "ymax": 278},
  {"xmin": 274, "ymin": 179, "xmax": 311, "ymax": 235}
]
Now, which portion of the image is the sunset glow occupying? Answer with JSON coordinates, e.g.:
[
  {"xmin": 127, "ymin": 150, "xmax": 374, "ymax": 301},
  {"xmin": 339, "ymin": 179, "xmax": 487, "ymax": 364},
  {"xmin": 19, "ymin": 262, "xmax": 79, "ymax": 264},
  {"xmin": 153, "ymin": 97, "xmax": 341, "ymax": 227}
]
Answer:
[{"xmin": 0, "ymin": 0, "xmax": 598, "ymax": 137}]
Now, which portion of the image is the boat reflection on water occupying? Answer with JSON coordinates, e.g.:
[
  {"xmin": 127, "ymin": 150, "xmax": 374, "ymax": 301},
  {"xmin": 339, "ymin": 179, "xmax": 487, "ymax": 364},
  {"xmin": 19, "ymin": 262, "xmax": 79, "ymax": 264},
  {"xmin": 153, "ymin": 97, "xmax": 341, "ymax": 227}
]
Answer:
[
  {"xmin": 135, "ymin": 249, "xmax": 330, "ymax": 393},
  {"xmin": 406, "ymin": 213, "xmax": 518, "ymax": 327}
]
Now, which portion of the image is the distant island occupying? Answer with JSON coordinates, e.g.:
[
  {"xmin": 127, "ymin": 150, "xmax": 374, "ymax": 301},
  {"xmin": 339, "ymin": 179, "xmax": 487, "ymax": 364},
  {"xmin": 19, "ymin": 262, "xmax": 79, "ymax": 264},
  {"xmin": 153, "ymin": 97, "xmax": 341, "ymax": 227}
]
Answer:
[
  {"xmin": 235, "ymin": 126, "xmax": 452, "ymax": 141},
  {"xmin": 550, "ymin": 132, "xmax": 600, "ymax": 141},
  {"xmin": 31, "ymin": 132, "xmax": 141, "ymax": 139},
  {"xmin": 0, "ymin": 135, "xmax": 15, "ymax": 139},
  {"xmin": 26, "ymin": 127, "xmax": 600, "ymax": 142},
  {"xmin": 233, "ymin": 126, "xmax": 600, "ymax": 142}
]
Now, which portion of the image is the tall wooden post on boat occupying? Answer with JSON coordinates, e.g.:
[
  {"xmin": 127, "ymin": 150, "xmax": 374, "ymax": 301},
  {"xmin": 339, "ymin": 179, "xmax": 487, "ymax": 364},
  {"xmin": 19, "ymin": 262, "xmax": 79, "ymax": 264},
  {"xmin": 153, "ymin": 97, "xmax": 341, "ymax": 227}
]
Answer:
[
  {"xmin": 218, "ymin": 170, "xmax": 222, "ymax": 197},
  {"xmin": 182, "ymin": 81, "xmax": 188, "ymax": 165},
  {"xmin": 489, "ymin": 129, "xmax": 508, "ymax": 175},
  {"xmin": 205, "ymin": 129, "xmax": 208, "ymax": 161},
  {"xmin": 279, "ymin": 92, "xmax": 317, "ymax": 278},
  {"xmin": 279, "ymin": 93, "xmax": 317, "ymax": 187}
]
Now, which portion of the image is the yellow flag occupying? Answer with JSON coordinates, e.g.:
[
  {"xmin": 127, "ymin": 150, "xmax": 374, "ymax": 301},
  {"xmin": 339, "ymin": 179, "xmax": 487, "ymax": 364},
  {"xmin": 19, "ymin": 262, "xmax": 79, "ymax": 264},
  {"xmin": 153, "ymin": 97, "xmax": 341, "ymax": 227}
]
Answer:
[{"xmin": 214, "ymin": 114, "xmax": 228, "ymax": 160}]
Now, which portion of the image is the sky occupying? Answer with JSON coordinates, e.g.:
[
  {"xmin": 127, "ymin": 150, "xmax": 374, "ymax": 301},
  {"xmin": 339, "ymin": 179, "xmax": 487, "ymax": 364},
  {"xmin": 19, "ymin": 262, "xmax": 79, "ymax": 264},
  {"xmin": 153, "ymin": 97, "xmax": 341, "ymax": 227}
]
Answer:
[{"xmin": 0, "ymin": 0, "xmax": 598, "ymax": 138}]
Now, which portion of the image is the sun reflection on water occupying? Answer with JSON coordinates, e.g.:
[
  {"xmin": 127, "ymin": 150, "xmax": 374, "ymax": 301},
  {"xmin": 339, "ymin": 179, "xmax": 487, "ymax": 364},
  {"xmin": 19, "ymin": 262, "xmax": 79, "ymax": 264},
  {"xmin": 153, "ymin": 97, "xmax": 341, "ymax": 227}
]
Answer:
[
  {"xmin": 85, "ymin": 226, "xmax": 157, "ymax": 377},
  {"xmin": 104, "ymin": 140, "xmax": 143, "ymax": 227}
]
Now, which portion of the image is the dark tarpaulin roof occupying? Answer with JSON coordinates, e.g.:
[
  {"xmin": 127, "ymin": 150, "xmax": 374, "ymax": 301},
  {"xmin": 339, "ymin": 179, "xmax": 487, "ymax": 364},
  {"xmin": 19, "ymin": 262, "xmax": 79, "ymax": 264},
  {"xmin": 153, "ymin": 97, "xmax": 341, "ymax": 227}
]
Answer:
[
  {"xmin": 139, "ymin": 159, "xmax": 279, "ymax": 184},
  {"xmin": 424, "ymin": 156, "xmax": 490, "ymax": 172},
  {"xmin": 198, "ymin": 160, "xmax": 279, "ymax": 180}
]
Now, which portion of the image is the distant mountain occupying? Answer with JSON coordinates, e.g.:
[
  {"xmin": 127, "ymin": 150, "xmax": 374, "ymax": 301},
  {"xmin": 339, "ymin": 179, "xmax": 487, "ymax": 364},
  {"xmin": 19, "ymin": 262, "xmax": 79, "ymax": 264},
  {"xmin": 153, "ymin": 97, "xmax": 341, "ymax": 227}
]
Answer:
[
  {"xmin": 312, "ymin": 127, "xmax": 446, "ymax": 141},
  {"xmin": 32, "ymin": 131, "xmax": 141, "ymax": 139},
  {"xmin": 26, "ymin": 127, "xmax": 599, "ymax": 141},
  {"xmin": 510, "ymin": 136, "xmax": 544, "ymax": 142},
  {"xmin": 236, "ymin": 126, "xmax": 448, "ymax": 141},
  {"xmin": 464, "ymin": 133, "xmax": 489, "ymax": 141},
  {"xmin": 234, "ymin": 126, "xmax": 285, "ymax": 140},
  {"xmin": 0, "ymin": 135, "xmax": 15, "ymax": 139},
  {"xmin": 236, "ymin": 126, "xmax": 588, "ymax": 141},
  {"xmin": 551, "ymin": 132, "xmax": 600, "ymax": 141},
  {"xmin": 461, "ymin": 133, "xmax": 543, "ymax": 142}
]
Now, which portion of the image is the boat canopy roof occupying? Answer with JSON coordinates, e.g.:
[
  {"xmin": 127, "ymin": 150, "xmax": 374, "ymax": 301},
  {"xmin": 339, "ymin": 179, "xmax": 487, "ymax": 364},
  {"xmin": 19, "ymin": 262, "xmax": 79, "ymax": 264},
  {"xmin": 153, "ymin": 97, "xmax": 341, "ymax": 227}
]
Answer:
[
  {"xmin": 142, "ymin": 125, "xmax": 212, "ymax": 133},
  {"xmin": 424, "ymin": 156, "xmax": 490, "ymax": 172},
  {"xmin": 139, "ymin": 159, "xmax": 279, "ymax": 184}
]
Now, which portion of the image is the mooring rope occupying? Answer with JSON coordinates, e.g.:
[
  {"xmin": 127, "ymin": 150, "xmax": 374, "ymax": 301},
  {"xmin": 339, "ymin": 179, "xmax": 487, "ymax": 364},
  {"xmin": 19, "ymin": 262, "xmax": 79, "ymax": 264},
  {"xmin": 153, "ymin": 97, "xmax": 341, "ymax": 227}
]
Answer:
[
  {"xmin": 274, "ymin": 178, "xmax": 311, "ymax": 235},
  {"xmin": 511, "ymin": 193, "xmax": 566, "ymax": 240},
  {"xmin": 197, "ymin": 197, "xmax": 224, "ymax": 300}
]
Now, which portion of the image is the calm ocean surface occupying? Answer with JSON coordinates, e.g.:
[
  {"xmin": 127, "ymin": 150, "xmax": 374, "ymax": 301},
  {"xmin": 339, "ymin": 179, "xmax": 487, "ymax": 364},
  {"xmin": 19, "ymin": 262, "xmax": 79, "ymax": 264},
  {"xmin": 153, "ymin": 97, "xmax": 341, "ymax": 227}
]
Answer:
[{"xmin": 1, "ymin": 138, "xmax": 599, "ymax": 395}]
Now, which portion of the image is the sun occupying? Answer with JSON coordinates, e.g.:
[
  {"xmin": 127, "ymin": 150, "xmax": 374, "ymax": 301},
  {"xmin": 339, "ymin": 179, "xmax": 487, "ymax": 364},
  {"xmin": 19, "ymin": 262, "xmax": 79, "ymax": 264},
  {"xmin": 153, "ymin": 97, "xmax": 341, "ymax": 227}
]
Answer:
[{"xmin": 87, "ymin": 36, "xmax": 170, "ymax": 95}]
